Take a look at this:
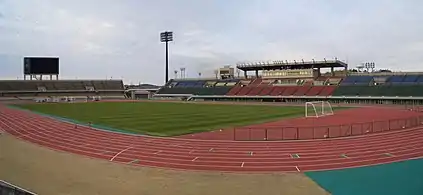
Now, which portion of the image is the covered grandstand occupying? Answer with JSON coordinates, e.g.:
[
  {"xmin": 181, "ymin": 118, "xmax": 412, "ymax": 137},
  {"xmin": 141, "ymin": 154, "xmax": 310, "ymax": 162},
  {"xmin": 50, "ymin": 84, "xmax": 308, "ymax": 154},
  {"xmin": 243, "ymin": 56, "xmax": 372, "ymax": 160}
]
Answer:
[{"xmin": 154, "ymin": 59, "xmax": 423, "ymax": 105}]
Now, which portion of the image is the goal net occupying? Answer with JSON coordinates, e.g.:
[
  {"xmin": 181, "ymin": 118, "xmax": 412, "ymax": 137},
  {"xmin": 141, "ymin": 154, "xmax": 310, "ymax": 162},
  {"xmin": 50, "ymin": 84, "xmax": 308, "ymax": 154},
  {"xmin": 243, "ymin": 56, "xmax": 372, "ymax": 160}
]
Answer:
[{"xmin": 305, "ymin": 101, "xmax": 334, "ymax": 118}]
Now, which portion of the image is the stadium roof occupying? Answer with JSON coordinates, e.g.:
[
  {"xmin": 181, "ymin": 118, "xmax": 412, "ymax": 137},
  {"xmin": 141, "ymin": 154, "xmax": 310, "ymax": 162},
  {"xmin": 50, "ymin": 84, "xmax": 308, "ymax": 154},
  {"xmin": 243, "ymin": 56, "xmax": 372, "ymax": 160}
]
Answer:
[{"xmin": 236, "ymin": 59, "xmax": 347, "ymax": 71}]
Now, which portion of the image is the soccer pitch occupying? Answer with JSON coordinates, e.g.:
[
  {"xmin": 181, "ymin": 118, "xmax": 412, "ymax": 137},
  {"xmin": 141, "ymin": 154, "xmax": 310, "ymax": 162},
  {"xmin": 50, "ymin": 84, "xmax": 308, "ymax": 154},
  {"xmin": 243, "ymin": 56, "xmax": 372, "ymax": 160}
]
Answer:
[{"xmin": 16, "ymin": 101, "xmax": 305, "ymax": 136}]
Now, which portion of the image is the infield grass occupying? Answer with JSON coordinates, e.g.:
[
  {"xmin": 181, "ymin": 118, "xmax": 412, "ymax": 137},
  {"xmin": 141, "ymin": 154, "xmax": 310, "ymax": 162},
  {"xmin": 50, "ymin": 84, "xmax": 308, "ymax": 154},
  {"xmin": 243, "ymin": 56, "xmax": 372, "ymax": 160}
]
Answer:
[{"xmin": 16, "ymin": 101, "xmax": 305, "ymax": 136}]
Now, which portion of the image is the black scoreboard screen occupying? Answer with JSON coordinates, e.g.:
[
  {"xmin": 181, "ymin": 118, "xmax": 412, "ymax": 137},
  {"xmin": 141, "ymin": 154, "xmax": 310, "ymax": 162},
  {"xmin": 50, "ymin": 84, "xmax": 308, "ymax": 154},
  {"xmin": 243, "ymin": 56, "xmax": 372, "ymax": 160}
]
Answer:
[{"xmin": 24, "ymin": 57, "xmax": 59, "ymax": 75}]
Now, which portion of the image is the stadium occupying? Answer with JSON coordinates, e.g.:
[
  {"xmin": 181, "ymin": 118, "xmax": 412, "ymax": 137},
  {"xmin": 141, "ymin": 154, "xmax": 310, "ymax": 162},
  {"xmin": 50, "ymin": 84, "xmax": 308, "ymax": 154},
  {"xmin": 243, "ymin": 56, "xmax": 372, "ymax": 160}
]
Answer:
[{"xmin": 1, "ymin": 55, "xmax": 423, "ymax": 195}]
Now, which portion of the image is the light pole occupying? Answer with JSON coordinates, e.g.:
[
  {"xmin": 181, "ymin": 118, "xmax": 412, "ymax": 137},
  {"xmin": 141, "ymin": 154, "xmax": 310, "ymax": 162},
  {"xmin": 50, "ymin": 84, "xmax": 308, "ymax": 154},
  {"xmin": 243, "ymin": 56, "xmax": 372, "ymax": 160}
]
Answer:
[
  {"xmin": 363, "ymin": 62, "xmax": 375, "ymax": 72},
  {"xmin": 174, "ymin": 70, "xmax": 178, "ymax": 79},
  {"xmin": 160, "ymin": 31, "xmax": 173, "ymax": 84}
]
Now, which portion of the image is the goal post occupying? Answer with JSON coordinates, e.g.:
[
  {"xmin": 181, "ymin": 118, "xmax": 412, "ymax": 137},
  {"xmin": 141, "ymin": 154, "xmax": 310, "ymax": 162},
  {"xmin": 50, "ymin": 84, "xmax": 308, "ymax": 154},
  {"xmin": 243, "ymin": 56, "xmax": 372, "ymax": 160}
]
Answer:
[{"xmin": 305, "ymin": 101, "xmax": 334, "ymax": 118}]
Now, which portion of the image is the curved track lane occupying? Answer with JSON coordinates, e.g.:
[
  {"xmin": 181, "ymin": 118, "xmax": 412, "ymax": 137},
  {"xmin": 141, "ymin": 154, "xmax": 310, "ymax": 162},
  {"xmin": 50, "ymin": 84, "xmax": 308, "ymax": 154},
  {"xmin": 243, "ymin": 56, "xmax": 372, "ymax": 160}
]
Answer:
[{"xmin": 1, "ymin": 107, "xmax": 423, "ymax": 172}]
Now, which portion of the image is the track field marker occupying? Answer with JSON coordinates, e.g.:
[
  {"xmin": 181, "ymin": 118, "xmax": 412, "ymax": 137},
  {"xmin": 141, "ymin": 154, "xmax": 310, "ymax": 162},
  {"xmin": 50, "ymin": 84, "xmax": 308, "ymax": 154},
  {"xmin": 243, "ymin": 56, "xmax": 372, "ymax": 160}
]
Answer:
[
  {"xmin": 249, "ymin": 152, "xmax": 254, "ymax": 156},
  {"xmin": 127, "ymin": 159, "xmax": 140, "ymax": 164},
  {"xmin": 291, "ymin": 154, "xmax": 300, "ymax": 158},
  {"xmin": 340, "ymin": 154, "xmax": 349, "ymax": 158},
  {"xmin": 209, "ymin": 148, "xmax": 214, "ymax": 152},
  {"xmin": 295, "ymin": 166, "xmax": 301, "ymax": 172},
  {"xmin": 154, "ymin": 150, "xmax": 162, "ymax": 155},
  {"xmin": 110, "ymin": 146, "xmax": 133, "ymax": 161},
  {"xmin": 241, "ymin": 162, "xmax": 245, "ymax": 167},
  {"xmin": 384, "ymin": 153, "xmax": 394, "ymax": 157},
  {"xmin": 192, "ymin": 157, "xmax": 199, "ymax": 161}
]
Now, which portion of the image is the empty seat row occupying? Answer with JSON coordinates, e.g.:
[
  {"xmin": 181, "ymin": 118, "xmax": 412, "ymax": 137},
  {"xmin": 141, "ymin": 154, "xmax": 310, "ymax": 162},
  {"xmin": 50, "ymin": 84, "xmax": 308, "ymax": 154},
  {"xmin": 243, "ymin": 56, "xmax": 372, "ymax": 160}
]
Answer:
[
  {"xmin": 169, "ymin": 79, "xmax": 241, "ymax": 88},
  {"xmin": 333, "ymin": 85, "xmax": 423, "ymax": 97},
  {"xmin": 157, "ymin": 87, "xmax": 232, "ymax": 95},
  {"xmin": 227, "ymin": 86, "xmax": 337, "ymax": 96},
  {"xmin": 341, "ymin": 75, "xmax": 423, "ymax": 85},
  {"xmin": 0, "ymin": 80, "xmax": 124, "ymax": 92}
]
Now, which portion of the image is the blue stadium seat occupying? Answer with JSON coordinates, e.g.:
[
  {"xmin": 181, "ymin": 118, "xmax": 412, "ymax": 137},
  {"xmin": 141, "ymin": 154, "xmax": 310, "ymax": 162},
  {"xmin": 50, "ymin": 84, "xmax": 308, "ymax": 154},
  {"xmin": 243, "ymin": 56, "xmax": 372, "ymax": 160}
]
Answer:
[
  {"xmin": 387, "ymin": 75, "xmax": 405, "ymax": 83},
  {"xmin": 354, "ymin": 76, "xmax": 373, "ymax": 84},
  {"xmin": 194, "ymin": 81, "xmax": 206, "ymax": 87},
  {"xmin": 340, "ymin": 76, "xmax": 357, "ymax": 85},
  {"xmin": 340, "ymin": 76, "xmax": 373, "ymax": 85},
  {"xmin": 416, "ymin": 76, "xmax": 423, "ymax": 84},
  {"xmin": 390, "ymin": 82, "xmax": 408, "ymax": 85},
  {"xmin": 403, "ymin": 75, "xmax": 419, "ymax": 83}
]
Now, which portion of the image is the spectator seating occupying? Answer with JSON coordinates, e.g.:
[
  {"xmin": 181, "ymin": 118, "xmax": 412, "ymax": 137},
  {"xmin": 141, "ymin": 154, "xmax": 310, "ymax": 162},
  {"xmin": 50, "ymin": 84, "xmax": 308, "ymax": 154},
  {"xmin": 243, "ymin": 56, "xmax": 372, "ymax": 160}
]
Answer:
[
  {"xmin": 227, "ymin": 77, "xmax": 338, "ymax": 97},
  {"xmin": 333, "ymin": 74, "xmax": 423, "ymax": 97},
  {"xmin": 156, "ymin": 79, "xmax": 239, "ymax": 96},
  {"xmin": 332, "ymin": 85, "xmax": 423, "ymax": 97},
  {"xmin": 0, "ymin": 80, "xmax": 125, "ymax": 99},
  {"xmin": 157, "ymin": 74, "xmax": 423, "ymax": 98},
  {"xmin": 340, "ymin": 76, "xmax": 373, "ymax": 85}
]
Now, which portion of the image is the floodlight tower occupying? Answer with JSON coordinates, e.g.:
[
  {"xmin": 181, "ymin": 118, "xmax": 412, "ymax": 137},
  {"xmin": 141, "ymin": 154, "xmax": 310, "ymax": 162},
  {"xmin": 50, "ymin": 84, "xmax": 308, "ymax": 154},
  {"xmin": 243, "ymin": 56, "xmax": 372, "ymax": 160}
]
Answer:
[{"xmin": 160, "ymin": 31, "xmax": 173, "ymax": 84}]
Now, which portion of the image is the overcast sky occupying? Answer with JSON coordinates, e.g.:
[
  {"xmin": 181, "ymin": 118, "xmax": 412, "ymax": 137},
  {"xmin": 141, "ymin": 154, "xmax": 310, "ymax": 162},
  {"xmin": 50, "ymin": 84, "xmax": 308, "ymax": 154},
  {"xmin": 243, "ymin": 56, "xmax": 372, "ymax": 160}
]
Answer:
[{"xmin": 0, "ymin": 0, "xmax": 422, "ymax": 85}]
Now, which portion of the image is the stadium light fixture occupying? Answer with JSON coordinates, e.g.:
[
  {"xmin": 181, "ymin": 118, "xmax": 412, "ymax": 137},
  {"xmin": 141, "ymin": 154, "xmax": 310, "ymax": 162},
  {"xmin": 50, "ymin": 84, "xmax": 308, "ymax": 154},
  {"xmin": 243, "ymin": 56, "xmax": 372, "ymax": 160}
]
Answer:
[{"xmin": 160, "ymin": 31, "xmax": 173, "ymax": 84}]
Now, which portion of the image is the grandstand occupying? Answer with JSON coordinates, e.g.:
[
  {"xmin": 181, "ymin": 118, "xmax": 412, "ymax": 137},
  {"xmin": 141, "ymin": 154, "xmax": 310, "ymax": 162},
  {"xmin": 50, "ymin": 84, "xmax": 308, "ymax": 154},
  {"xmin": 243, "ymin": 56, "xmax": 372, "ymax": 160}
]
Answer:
[
  {"xmin": 0, "ymin": 80, "xmax": 125, "ymax": 101},
  {"xmin": 156, "ymin": 79, "xmax": 238, "ymax": 97},
  {"xmin": 154, "ymin": 59, "xmax": 423, "ymax": 105},
  {"xmin": 0, "ymin": 56, "xmax": 125, "ymax": 102}
]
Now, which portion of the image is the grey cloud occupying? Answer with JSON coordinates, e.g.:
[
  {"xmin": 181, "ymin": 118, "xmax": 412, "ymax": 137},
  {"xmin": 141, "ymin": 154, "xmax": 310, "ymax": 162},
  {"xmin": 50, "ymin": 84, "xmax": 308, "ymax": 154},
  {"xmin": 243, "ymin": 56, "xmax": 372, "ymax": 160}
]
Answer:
[{"xmin": 1, "ymin": 0, "xmax": 423, "ymax": 84}]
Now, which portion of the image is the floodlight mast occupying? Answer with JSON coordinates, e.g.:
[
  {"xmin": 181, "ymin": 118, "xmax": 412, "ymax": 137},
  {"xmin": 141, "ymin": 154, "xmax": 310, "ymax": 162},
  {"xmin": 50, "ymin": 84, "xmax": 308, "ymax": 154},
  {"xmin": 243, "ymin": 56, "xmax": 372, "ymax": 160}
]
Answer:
[{"xmin": 160, "ymin": 31, "xmax": 173, "ymax": 84}]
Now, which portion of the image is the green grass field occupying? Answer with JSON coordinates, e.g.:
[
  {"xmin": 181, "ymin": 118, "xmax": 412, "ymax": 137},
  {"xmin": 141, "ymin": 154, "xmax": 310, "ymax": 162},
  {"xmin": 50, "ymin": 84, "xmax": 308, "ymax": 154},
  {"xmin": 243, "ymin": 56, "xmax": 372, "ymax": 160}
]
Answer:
[{"xmin": 16, "ymin": 101, "xmax": 305, "ymax": 136}]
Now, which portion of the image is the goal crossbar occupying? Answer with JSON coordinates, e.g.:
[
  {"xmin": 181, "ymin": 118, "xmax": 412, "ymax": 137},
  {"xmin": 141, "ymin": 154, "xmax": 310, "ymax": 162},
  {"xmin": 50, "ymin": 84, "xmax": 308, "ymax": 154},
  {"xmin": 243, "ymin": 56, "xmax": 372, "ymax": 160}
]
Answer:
[{"xmin": 305, "ymin": 101, "xmax": 334, "ymax": 118}]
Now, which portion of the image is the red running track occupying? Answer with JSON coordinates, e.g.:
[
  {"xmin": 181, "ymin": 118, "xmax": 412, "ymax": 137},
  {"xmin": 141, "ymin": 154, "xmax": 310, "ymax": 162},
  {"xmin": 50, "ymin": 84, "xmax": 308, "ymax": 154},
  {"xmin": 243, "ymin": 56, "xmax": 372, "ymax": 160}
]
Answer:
[{"xmin": 1, "ymin": 106, "xmax": 423, "ymax": 172}]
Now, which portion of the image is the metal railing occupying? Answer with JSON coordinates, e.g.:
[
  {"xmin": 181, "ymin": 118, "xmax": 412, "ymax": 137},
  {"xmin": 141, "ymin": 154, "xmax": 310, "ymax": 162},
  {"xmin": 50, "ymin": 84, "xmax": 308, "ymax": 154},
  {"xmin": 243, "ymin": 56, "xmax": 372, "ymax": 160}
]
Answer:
[
  {"xmin": 233, "ymin": 115, "xmax": 423, "ymax": 141},
  {"xmin": 0, "ymin": 180, "xmax": 37, "ymax": 195}
]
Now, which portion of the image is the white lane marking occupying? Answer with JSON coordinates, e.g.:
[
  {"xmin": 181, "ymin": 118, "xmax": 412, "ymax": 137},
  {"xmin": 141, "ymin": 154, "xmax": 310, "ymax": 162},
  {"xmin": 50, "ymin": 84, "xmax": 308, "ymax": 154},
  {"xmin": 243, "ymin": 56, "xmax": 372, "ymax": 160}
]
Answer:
[{"xmin": 110, "ymin": 146, "xmax": 133, "ymax": 161}]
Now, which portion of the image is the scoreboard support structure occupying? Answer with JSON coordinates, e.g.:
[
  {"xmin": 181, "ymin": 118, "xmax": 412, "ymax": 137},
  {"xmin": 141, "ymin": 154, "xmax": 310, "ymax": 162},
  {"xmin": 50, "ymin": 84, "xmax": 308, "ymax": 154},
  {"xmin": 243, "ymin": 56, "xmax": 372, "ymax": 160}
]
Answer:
[{"xmin": 24, "ymin": 74, "xmax": 59, "ymax": 80}]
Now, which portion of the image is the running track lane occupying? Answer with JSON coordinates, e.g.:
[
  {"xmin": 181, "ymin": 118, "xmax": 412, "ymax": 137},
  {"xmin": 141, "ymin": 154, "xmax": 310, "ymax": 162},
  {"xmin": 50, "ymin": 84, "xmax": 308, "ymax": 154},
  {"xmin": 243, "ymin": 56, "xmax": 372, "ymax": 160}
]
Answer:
[{"xmin": 1, "ymin": 107, "xmax": 423, "ymax": 172}]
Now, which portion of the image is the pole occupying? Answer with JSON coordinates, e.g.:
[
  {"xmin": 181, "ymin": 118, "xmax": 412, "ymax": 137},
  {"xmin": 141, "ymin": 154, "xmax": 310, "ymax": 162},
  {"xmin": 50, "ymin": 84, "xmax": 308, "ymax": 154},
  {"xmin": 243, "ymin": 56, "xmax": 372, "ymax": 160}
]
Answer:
[{"xmin": 165, "ymin": 41, "xmax": 169, "ymax": 84}]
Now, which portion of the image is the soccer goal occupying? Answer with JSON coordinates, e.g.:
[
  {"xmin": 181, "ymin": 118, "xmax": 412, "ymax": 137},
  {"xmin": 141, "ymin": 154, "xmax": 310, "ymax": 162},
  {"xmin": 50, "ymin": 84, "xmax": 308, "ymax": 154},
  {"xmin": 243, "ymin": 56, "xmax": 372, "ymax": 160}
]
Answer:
[{"xmin": 305, "ymin": 101, "xmax": 334, "ymax": 118}]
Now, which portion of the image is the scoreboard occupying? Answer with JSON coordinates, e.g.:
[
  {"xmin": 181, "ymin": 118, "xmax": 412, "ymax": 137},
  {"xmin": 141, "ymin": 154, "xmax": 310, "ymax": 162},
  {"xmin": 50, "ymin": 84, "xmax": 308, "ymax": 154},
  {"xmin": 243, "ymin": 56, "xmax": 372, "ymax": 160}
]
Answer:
[{"xmin": 24, "ymin": 57, "xmax": 59, "ymax": 75}]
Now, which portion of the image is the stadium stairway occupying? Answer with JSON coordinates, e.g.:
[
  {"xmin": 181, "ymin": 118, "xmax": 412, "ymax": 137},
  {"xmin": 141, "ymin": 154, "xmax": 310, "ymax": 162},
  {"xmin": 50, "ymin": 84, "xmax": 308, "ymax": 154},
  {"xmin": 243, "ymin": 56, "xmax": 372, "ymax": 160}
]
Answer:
[
  {"xmin": 280, "ymin": 86, "xmax": 299, "ymax": 96},
  {"xmin": 293, "ymin": 86, "xmax": 311, "ymax": 96},
  {"xmin": 236, "ymin": 87, "xmax": 253, "ymax": 96},
  {"xmin": 305, "ymin": 86, "xmax": 325, "ymax": 96},
  {"xmin": 226, "ymin": 85, "xmax": 242, "ymax": 95},
  {"xmin": 258, "ymin": 86, "xmax": 274, "ymax": 95},
  {"xmin": 269, "ymin": 86, "xmax": 285, "ymax": 96},
  {"xmin": 318, "ymin": 86, "xmax": 337, "ymax": 96}
]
